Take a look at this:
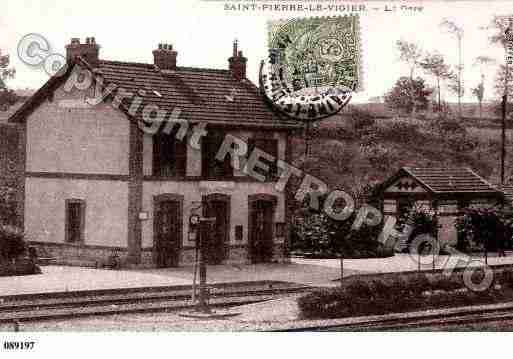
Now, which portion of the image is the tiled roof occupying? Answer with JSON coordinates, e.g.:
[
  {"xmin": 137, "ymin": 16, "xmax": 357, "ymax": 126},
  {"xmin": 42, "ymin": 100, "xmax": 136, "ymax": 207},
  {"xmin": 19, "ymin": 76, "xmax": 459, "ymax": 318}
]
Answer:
[
  {"xmin": 9, "ymin": 58, "xmax": 302, "ymax": 129},
  {"xmin": 97, "ymin": 59, "xmax": 299, "ymax": 127},
  {"xmin": 402, "ymin": 167, "xmax": 498, "ymax": 194}
]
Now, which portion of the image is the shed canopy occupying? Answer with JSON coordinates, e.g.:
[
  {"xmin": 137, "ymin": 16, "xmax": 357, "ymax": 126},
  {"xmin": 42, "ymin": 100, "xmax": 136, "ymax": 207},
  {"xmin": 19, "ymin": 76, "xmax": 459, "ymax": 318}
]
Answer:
[{"xmin": 380, "ymin": 167, "xmax": 501, "ymax": 199}]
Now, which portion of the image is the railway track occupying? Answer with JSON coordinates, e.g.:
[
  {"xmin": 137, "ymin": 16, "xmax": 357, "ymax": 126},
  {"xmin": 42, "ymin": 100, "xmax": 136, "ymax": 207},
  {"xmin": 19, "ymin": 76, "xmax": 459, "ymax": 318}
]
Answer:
[
  {"xmin": 0, "ymin": 280, "xmax": 311, "ymax": 324},
  {"xmin": 276, "ymin": 303, "xmax": 513, "ymax": 331}
]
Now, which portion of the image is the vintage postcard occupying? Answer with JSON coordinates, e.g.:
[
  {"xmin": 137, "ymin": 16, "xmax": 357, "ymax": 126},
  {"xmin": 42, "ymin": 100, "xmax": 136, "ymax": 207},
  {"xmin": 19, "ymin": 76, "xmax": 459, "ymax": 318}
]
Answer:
[{"xmin": 2, "ymin": 0, "xmax": 513, "ymax": 357}]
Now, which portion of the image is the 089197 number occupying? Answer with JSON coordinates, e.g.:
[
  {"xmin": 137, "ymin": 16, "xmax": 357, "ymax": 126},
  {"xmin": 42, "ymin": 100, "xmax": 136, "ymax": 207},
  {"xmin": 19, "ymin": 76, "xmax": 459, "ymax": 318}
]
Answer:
[{"xmin": 3, "ymin": 341, "xmax": 35, "ymax": 350}]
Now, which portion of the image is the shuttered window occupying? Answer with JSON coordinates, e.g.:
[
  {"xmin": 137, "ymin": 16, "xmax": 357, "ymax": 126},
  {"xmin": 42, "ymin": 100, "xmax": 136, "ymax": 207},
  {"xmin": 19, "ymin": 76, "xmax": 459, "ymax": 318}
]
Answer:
[
  {"xmin": 65, "ymin": 199, "xmax": 85, "ymax": 243},
  {"xmin": 247, "ymin": 138, "xmax": 278, "ymax": 182},
  {"xmin": 153, "ymin": 132, "xmax": 187, "ymax": 177},
  {"xmin": 202, "ymin": 134, "xmax": 233, "ymax": 179}
]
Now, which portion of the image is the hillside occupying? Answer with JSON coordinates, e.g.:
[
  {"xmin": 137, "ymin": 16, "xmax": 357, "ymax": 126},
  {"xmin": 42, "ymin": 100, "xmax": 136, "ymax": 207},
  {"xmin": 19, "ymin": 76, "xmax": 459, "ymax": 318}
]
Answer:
[{"xmin": 289, "ymin": 107, "xmax": 509, "ymax": 195}]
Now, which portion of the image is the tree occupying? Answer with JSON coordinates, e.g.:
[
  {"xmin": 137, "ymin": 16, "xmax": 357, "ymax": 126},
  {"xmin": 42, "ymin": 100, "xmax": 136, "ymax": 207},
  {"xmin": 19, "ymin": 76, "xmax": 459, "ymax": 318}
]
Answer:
[
  {"xmin": 384, "ymin": 76, "xmax": 432, "ymax": 114},
  {"xmin": 447, "ymin": 69, "xmax": 464, "ymax": 103},
  {"xmin": 471, "ymin": 83, "xmax": 485, "ymax": 118},
  {"xmin": 420, "ymin": 52, "xmax": 455, "ymax": 113},
  {"xmin": 482, "ymin": 16, "xmax": 513, "ymax": 185},
  {"xmin": 472, "ymin": 56, "xmax": 496, "ymax": 119},
  {"xmin": 493, "ymin": 64, "xmax": 513, "ymax": 118},
  {"xmin": 0, "ymin": 49, "xmax": 17, "ymax": 111},
  {"xmin": 482, "ymin": 16, "xmax": 513, "ymax": 97},
  {"xmin": 440, "ymin": 19, "xmax": 464, "ymax": 117},
  {"xmin": 396, "ymin": 40, "xmax": 424, "ymax": 114},
  {"xmin": 0, "ymin": 49, "xmax": 15, "ymax": 89}
]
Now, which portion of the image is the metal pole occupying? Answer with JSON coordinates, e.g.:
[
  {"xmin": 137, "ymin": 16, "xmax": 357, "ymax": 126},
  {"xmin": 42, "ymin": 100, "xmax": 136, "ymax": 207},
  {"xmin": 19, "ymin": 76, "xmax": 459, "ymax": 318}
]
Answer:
[
  {"xmin": 340, "ymin": 255, "xmax": 344, "ymax": 287},
  {"xmin": 197, "ymin": 219, "xmax": 211, "ymax": 312},
  {"xmin": 191, "ymin": 245, "xmax": 199, "ymax": 304},
  {"xmin": 433, "ymin": 211, "xmax": 439, "ymax": 272}
]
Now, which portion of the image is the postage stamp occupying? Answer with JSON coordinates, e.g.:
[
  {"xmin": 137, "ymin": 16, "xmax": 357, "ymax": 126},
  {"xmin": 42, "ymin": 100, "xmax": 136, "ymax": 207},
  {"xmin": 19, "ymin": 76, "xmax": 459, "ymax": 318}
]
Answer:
[{"xmin": 260, "ymin": 15, "xmax": 362, "ymax": 121}]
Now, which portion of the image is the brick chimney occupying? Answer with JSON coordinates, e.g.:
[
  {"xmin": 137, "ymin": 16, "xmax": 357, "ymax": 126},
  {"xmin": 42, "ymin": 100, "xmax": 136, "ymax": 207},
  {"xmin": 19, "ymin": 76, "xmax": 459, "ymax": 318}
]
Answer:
[
  {"xmin": 228, "ymin": 40, "xmax": 247, "ymax": 81},
  {"xmin": 153, "ymin": 43, "xmax": 177, "ymax": 71},
  {"xmin": 65, "ymin": 37, "xmax": 100, "ymax": 67}
]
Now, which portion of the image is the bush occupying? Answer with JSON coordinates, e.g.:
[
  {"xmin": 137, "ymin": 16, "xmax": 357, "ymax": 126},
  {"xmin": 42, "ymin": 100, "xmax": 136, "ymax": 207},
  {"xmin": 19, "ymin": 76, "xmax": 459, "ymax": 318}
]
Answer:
[
  {"xmin": 0, "ymin": 184, "xmax": 18, "ymax": 224},
  {"xmin": 0, "ymin": 225, "xmax": 41, "ymax": 276},
  {"xmin": 0, "ymin": 89, "xmax": 19, "ymax": 111},
  {"xmin": 361, "ymin": 143, "xmax": 401, "ymax": 172},
  {"xmin": 455, "ymin": 207, "xmax": 513, "ymax": 252},
  {"xmin": 377, "ymin": 122, "xmax": 424, "ymax": 145},
  {"xmin": 349, "ymin": 107, "xmax": 376, "ymax": 131},
  {"xmin": 297, "ymin": 273, "xmax": 499, "ymax": 319},
  {"xmin": 291, "ymin": 183, "xmax": 388, "ymax": 259},
  {"xmin": 384, "ymin": 77, "xmax": 432, "ymax": 114},
  {"xmin": 0, "ymin": 224, "xmax": 26, "ymax": 262},
  {"xmin": 0, "ymin": 258, "xmax": 41, "ymax": 277}
]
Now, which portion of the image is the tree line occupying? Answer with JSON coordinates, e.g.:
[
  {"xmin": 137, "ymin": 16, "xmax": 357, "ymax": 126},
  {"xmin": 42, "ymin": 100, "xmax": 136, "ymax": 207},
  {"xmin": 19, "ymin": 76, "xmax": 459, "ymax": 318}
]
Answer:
[
  {"xmin": 385, "ymin": 15, "xmax": 513, "ymax": 119},
  {"xmin": 0, "ymin": 48, "xmax": 18, "ymax": 111}
]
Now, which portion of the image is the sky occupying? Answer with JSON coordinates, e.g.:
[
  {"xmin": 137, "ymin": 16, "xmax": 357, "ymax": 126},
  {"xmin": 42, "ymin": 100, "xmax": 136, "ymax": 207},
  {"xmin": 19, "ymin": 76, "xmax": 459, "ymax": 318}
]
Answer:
[{"xmin": 1, "ymin": 0, "xmax": 513, "ymax": 103}]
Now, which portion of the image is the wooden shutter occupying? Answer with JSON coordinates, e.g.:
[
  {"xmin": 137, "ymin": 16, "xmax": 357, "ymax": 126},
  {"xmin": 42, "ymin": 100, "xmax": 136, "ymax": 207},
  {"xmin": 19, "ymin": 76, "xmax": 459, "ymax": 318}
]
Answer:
[
  {"xmin": 202, "ymin": 134, "xmax": 232, "ymax": 179},
  {"xmin": 152, "ymin": 136, "xmax": 162, "ymax": 176},
  {"xmin": 249, "ymin": 138, "xmax": 278, "ymax": 181},
  {"xmin": 153, "ymin": 134, "xmax": 187, "ymax": 177},
  {"xmin": 175, "ymin": 139, "xmax": 187, "ymax": 177},
  {"xmin": 201, "ymin": 136, "xmax": 214, "ymax": 178}
]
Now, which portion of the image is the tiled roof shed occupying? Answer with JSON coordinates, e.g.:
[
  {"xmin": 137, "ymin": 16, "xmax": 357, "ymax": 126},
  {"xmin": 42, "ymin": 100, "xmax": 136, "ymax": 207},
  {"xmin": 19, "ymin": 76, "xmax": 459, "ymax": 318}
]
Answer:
[
  {"xmin": 379, "ymin": 167, "xmax": 503, "ymax": 200},
  {"xmin": 403, "ymin": 167, "xmax": 498, "ymax": 194}
]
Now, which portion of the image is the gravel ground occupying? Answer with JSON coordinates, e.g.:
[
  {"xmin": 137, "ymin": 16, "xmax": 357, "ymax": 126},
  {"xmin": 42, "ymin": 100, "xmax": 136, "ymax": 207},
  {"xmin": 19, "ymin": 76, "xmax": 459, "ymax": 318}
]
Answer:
[
  {"xmin": 4, "ymin": 295, "xmax": 513, "ymax": 332},
  {"xmin": 0, "ymin": 294, "xmax": 303, "ymax": 332}
]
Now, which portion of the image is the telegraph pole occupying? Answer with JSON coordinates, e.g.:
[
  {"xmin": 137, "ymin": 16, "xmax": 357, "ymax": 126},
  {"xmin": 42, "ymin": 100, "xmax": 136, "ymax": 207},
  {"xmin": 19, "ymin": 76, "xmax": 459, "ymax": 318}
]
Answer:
[
  {"xmin": 502, "ymin": 93, "xmax": 507, "ymax": 186},
  {"xmin": 502, "ymin": 20, "xmax": 512, "ymax": 186},
  {"xmin": 458, "ymin": 32, "xmax": 463, "ymax": 118}
]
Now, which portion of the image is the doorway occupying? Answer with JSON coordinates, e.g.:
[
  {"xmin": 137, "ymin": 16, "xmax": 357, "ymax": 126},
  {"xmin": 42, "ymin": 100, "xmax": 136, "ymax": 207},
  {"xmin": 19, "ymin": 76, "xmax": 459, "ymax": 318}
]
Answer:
[
  {"xmin": 249, "ymin": 195, "xmax": 276, "ymax": 263},
  {"xmin": 154, "ymin": 195, "xmax": 183, "ymax": 268},
  {"xmin": 203, "ymin": 194, "xmax": 230, "ymax": 265}
]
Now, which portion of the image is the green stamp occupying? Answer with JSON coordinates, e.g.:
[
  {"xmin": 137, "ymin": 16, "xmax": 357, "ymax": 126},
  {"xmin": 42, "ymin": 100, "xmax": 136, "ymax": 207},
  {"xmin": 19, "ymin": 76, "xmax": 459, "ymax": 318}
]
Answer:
[
  {"xmin": 268, "ymin": 16, "xmax": 361, "ymax": 92},
  {"xmin": 260, "ymin": 16, "xmax": 361, "ymax": 121}
]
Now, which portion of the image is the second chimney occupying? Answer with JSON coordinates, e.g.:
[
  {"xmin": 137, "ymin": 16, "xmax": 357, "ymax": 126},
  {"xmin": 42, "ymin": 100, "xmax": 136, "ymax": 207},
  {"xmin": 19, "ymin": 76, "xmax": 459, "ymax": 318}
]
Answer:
[
  {"xmin": 65, "ymin": 37, "xmax": 100, "ymax": 67},
  {"xmin": 228, "ymin": 40, "xmax": 247, "ymax": 81},
  {"xmin": 153, "ymin": 43, "xmax": 177, "ymax": 71}
]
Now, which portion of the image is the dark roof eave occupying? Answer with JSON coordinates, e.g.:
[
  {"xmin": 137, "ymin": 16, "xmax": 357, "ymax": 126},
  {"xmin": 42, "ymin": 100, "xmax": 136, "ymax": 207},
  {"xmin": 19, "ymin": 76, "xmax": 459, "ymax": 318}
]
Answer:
[{"xmin": 197, "ymin": 121, "xmax": 303, "ymax": 130}]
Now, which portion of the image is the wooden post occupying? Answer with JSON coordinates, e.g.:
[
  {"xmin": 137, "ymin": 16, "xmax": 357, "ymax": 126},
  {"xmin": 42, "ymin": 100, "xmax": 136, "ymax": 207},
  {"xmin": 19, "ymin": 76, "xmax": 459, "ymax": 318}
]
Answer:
[
  {"xmin": 502, "ymin": 94, "xmax": 507, "ymax": 186},
  {"xmin": 502, "ymin": 21, "xmax": 511, "ymax": 186}
]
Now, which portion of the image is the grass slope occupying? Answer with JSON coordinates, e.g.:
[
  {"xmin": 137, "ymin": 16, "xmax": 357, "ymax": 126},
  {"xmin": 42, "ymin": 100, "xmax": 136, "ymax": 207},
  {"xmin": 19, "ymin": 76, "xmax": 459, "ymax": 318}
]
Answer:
[{"xmin": 290, "ymin": 110, "xmax": 509, "ymax": 193}]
